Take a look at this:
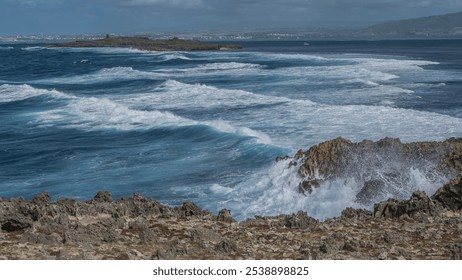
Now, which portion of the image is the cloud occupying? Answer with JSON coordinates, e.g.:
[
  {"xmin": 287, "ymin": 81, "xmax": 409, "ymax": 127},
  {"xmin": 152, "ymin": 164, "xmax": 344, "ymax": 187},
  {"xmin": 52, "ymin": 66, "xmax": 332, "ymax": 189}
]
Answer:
[
  {"xmin": 4, "ymin": 0, "xmax": 63, "ymax": 6},
  {"xmin": 121, "ymin": 0, "xmax": 204, "ymax": 8}
]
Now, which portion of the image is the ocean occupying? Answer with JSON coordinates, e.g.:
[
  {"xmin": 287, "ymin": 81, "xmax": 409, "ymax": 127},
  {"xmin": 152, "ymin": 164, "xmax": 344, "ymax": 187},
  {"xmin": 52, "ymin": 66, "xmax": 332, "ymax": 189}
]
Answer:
[{"xmin": 1, "ymin": 40, "xmax": 461, "ymax": 220}]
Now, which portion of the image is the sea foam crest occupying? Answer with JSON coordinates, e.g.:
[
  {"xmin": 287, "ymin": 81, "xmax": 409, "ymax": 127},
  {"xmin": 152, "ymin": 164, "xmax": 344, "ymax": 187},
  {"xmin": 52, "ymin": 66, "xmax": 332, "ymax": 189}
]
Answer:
[
  {"xmin": 0, "ymin": 84, "xmax": 72, "ymax": 103},
  {"xmin": 255, "ymin": 52, "xmax": 330, "ymax": 62},
  {"xmin": 197, "ymin": 62, "xmax": 263, "ymax": 71},
  {"xmin": 159, "ymin": 52, "xmax": 193, "ymax": 61},
  {"xmin": 37, "ymin": 67, "xmax": 160, "ymax": 85},
  {"xmin": 34, "ymin": 93, "xmax": 273, "ymax": 144},
  {"xmin": 21, "ymin": 46, "xmax": 47, "ymax": 51},
  {"xmin": 145, "ymin": 79, "xmax": 317, "ymax": 109},
  {"xmin": 350, "ymin": 57, "xmax": 439, "ymax": 71}
]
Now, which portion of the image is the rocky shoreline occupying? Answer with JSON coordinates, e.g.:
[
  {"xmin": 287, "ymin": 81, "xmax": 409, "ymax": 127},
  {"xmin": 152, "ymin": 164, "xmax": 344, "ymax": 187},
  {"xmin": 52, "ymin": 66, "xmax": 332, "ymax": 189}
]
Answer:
[
  {"xmin": 1, "ymin": 137, "xmax": 461, "ymax": 260},
  {"xmin": 48, "ymin": 36, "xmax": 242, "ymax": 51}
]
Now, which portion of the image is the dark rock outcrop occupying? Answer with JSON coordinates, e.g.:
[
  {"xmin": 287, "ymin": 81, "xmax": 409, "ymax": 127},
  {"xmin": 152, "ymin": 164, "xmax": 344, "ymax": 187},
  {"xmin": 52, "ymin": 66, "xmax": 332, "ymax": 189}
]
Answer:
[
  {"xmin": 49, "ymin": 36, "xmax": 242, "ymax": 51},
  {"xmin": 373, "ymin": 191, "xmax": 443, "ymax": 219},
  {"xmin": 432, "ymin": 175, "xmax": 462, "ymax": 210},
  {"xmin": 217, "ymin": 209, "xmax": 237, "ymax": 223},
  {"xmin": 294, "ymin": 137, "xmax": 462, "ymax": 200}
]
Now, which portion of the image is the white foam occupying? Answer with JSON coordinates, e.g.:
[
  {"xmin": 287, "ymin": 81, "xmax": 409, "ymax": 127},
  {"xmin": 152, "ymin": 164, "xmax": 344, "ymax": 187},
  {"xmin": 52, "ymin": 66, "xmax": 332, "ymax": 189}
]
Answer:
[
  {"xmin": 125, "ymin": 79, "xmax": 316, "ymax": 110},
  {"xmin": 378, "ymin": 100, "xmax": 396, "ymax": 106},
  {"xmin": 159, "ymin": 52, "xmax": 193, "ymax": 61},
  {"xmin": 255, "ymin": 52, "xmax": 330, "ymax": 62},
  {"xmin": 275, "ymin": 65, "xmax": 399, "ymax": 83},
  {"xmin": 73, "ymin": 59, "xmax": 90, "ymax": 64},
  {"xmin": 350, "ymin": 56, "xmax": 439, "ymax": 71},
  {"xmin": 0, "ymin": 84, "xmax": 72, "ymax": 103},
  {"xmin": 206, "ymin": 120, "xmax": 272, "ymax": 144},
  {"xmin": 222, "ymin": 153, "xmax": 450, "ymax": 221},
  {"xmin": 209, "ymin": 184, "xmax": 233, "ymax": 195},
  {"xmin": 217, "ymin": 158, "xmax": 362, "ymax": 220},
  {"xmin": 37, "ymin": 67, "xmax": 160, "ymax": 84},
  {"xmin": 116, "ymin": 79, "xmax": 462, "ymax": 150},
  {"xmin": 32, "ymin": 91, "xmax": 273, "ymax": 144},
  {"xmin": 198, "ymin": 62, "xmax": 263, "ymax": 71},
  {"xmin": 21, "ymin": 46, "xmax": 46, "ymax": 51}
]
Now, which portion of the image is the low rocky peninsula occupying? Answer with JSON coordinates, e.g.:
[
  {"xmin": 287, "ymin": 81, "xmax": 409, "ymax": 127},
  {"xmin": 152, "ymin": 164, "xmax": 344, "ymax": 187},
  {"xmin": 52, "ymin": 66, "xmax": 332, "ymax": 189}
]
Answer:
[
  {"xmin": 1, "ymin": 137, "xmax": 461, "ymax": 260},
  {"xmin": 48, "ymin": 36, "xmax": 242, "ymax": 51}
]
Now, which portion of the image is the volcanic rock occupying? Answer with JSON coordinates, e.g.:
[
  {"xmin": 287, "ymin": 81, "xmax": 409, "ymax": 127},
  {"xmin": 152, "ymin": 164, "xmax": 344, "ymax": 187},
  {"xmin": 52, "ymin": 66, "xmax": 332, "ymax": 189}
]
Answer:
[
  {"xmin": 432, "ymin": 175, "xmax": 462, "ymax": 210},
  {"xmin": 48, "ymin": 36, "xmax": 242, "ymax": 52},
  {"xmin": 294, "ymin": 137, "xmax": 462, "ymax": 199}
]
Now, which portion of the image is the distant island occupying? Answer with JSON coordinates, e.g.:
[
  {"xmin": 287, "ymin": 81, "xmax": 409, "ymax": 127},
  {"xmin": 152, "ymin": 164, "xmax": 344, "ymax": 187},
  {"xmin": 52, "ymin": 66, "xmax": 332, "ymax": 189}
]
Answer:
[{"xmin": 48, "ymin": 35, "xmax": 242, "ymax": 51}]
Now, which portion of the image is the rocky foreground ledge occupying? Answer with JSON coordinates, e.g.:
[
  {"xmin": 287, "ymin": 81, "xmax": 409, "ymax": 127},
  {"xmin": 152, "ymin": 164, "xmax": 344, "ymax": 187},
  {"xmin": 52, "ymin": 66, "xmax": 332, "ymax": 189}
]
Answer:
[
  {"xmin": 1, "ymin": 137, "xmax": 461, "ymax": 260},
  {"xmin": 48, "ymin": 36, "xmax": 242, "ymax": 51}
]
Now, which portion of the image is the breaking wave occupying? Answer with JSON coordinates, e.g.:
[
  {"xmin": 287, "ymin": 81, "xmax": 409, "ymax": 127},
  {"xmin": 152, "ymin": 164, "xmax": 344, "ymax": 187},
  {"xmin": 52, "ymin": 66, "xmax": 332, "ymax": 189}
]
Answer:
[
  {"xmin": 0, "ymin": 84, "xmax": 72, "ymax": 103},
  {"xmin": 0, "ymin": 84, "xmax": 273, "ymax": 144},
  {"xmin": 216, "ymin": 152, "xmax": 449, "ymax": 221},
  {"xmin": 35, "ymin": 67, "xmax": 161, "ymax": 84}
]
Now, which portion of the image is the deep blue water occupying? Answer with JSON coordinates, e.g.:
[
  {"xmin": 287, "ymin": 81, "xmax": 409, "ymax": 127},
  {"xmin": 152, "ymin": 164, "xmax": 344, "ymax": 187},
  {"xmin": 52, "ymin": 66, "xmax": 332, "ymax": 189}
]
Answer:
[{"xmin": 1, "ymin": 40, "xmax": 461, "ymax": 220}]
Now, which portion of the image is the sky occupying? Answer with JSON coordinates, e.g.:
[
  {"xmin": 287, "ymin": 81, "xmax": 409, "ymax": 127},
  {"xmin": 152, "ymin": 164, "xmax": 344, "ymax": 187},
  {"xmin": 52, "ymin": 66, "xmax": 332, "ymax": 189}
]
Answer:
[{"xmin": 1, "ymin": 0, "xmax": 462, "ymax": 36}]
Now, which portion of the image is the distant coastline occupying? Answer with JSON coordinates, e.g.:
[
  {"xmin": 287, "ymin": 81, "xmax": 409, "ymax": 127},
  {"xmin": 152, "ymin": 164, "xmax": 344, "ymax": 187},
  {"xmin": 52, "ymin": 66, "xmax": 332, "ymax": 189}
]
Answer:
[{"xmin": 48, "ymin": 36, "xmax": 242, "ymax": 51}]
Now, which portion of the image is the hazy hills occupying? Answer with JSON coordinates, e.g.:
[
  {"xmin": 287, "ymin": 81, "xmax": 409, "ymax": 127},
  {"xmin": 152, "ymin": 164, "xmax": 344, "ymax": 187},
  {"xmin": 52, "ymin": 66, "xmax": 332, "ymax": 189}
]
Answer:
[{"xmin": 358, "ymin": 11, "xmax": 462, "ymax": 38}]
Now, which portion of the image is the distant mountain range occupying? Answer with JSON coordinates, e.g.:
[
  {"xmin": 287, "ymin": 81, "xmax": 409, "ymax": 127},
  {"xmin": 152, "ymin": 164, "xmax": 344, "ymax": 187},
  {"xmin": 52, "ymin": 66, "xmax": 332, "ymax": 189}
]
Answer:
[{"xmin": 357, "ymin": 11, "xmax": 462, "ymax": 38}]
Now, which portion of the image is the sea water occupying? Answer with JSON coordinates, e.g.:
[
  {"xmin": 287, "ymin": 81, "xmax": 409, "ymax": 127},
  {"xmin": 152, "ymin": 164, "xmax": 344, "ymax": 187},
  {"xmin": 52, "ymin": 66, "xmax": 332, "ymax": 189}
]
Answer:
[{"xmin": 1, "ymin": 40, "xmax": 461, "ymax": 220}]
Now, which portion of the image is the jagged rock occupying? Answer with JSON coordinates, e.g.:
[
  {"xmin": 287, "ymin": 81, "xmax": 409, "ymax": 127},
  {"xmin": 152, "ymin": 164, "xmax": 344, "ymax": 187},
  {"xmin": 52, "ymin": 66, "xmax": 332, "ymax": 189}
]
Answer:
[
  {"xmin": 153, "ymin": 243, "xmax": 187, "ymax": 260},
  {"xmin": 20, "ymin": 231, "xmax": 62, "ymax": 245},
  {"xmin": 448, "ymin": 243, "xmax": 462, "ymax": 260},
  {"xmin": 217, "ymin": 209, "xmax": 236, "ymax": 223},
  {"xmin": 383, "ymin": 232, "xmax": 405, "ymax": 244},
  {"xmin": 298, "ymin": 242, "xmax": 313, "ymax": 259},
  {"xmin": 275, "ymin": 155, "xmax": 291, "ymax": 162},
  {"xmin": 180, "ymin": 201, "xmax": 209, "ymax": 218},
  {"xmin": 214, "ymin": 240, "xmax": 237, "ymax": 254},
  {"xmin": 190, "ymin": 227, "xmax": 222, "ymax": 243},
  {"xmin": 342, "ymin": 240, "xmax": 358, "ymax": 252},
  {"xmin": 374, "ymin": 191, "xmax": 442, "ymax": 219},
  {"xmin": 1, "ymin": 217, "xmax": 32, "ymax": 232},
  {"xmin": 92, "ymin": 191, "xmax": 113, "ymax": 203},
  {"xmin": 31, "ymin": 192, "xmax": 51, "ymax": 205},
  {"xmin": 340, "ymin": 207, "xmax": 373, "ymax": 221},
  {"xmin": 432, "ymin": 175, "xmax": 462, "ymax": 210},
  {"xmin": 284, "ymin": 211, "xmax": 318, "ymax": 229},
  {"xmin": 356, "ymin": 180, "xmax": 386, "ymax": 204},
  {"xmin": 63, "ymin": 221, "xmax": 119, "ymax": 244},
  {"xmin": 295, "ymin": 137, "xmax": 462, "ymax": 197}
]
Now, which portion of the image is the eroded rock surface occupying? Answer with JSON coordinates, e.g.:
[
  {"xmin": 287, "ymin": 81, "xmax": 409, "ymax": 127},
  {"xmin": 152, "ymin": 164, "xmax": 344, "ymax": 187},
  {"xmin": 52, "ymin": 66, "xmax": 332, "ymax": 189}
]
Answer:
[
  {"xmin": 1, "ymin": 137, "xmax": 461, "ymax": 260},
  {"xmin": 294, "ymin": 137, "xmax": 462, "ymax": 200},
  {"xmin": 1, "ymin": 179, "xmax": 461, "ymax": 260}
]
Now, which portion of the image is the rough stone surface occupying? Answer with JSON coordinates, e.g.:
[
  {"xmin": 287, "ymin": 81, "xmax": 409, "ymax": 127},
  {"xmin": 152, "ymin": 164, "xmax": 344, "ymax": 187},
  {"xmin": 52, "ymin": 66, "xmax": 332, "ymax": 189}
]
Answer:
[
  {"xmin": 1, "ymin": 137, "xmax": 461, "ymax": 260},
  {"xmin": 432, "ymin": 175, "xmax": 462, "ymax": 210},
  {"xmin": 0, "ymin": 185, "xmax": 460, "ymax": 260},
  {"xmin": 295, "ymin": 137, "xmax": 462, "ymax": 195}
]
